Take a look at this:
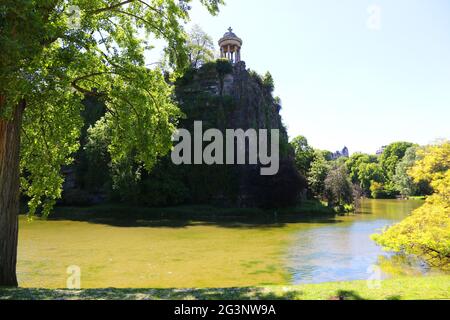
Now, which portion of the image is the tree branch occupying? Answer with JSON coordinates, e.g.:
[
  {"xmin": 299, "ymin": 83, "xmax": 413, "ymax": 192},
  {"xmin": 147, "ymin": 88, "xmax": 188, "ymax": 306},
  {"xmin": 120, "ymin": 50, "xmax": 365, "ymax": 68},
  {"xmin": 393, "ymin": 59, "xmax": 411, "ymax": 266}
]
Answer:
[{"xmin": 88, "ymin": 0, "xmax": 136, "ymax": 14}]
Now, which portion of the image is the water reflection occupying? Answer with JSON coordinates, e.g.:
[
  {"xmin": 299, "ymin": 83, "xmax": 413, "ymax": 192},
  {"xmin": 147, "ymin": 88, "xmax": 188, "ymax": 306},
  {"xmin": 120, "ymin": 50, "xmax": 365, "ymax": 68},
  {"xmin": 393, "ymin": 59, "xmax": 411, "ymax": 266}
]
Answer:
[{"xmin": 287, "ymin": 199, "xmax": 425, "ymax": 284}]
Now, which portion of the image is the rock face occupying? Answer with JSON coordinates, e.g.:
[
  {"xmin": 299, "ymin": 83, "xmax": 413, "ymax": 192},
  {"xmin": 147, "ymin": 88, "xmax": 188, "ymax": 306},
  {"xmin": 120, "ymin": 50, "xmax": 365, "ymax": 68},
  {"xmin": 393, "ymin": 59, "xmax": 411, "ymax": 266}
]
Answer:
[
  {"xmin": 225, "ymin": 62, "xmax": 284, "ymax": 132},
  {"xmin": 175, "ymin": 61, "xmax": 304, "ymax": 208},
  {"xmin": 61, "ymin": 60, "xmax": 305, "ymax": 208}
]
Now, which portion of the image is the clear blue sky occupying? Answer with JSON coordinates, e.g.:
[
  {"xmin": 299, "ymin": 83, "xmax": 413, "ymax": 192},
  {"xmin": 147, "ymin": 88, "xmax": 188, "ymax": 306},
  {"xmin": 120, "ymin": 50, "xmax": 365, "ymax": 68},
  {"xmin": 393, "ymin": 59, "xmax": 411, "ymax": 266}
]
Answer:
[{"xmin": 173, "ymin": 0, "xmax": 450, "ymax": 154}]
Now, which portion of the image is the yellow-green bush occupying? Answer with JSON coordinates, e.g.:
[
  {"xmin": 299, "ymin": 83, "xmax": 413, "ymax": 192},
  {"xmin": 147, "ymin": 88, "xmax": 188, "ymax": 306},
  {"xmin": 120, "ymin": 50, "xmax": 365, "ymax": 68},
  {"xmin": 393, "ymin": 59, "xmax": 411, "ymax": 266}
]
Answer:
[{"xmin": 373, "ymin": 142, "xmax": 450, "ymax": 269}]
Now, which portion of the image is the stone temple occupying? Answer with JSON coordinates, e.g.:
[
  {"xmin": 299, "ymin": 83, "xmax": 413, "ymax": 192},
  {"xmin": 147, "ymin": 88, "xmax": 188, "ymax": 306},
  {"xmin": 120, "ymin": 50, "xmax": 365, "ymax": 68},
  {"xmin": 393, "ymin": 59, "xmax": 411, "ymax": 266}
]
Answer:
[{"xmin": 219, "ymin": 27, "xmax": 243, "ymax": 64}]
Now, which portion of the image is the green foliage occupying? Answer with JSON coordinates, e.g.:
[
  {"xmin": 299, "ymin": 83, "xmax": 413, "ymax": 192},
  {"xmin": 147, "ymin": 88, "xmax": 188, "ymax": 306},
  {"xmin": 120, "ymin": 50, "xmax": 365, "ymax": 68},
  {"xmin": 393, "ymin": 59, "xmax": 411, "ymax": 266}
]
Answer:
[
  {"xmin": 175, "ymin": 66, "xmax": 197, "ymax": 87},
  {"xmin": 84, "ymin": 118, "xmax": 111, "ymax": 191},
  {"xmin": 409, "ymin": 142, "xmax": 450, "ymax": 198},
  {"xmin": 319, "ymin": 150, "xmax": 334, "ymax": 161},
  {"xmin": 1, "ymin": 0, "xmax": 223, "ymax": 216},
  {"xmin": 291, "ymin": 135, "xmax": 315, "ymax": 176},
  {"xmin": 373, "ymin": 142, "xmax": 450, "ymax": 269},
  {"xmin": 380, "ymin": 142, "xmax": 415, "ymax": 177},
  {"xmin": 72, "ymin": 95, "xmax": 108, "ymax": 192},
  {"xmin": 373, "ymin": 201, "xmax": 450, "ymax": 269},
  {"xmin": 20, "ymin": 90, "xmax": 84, "ymax": 215},
  {"xmin": 274, "ymin": 96, "xmax": 282, "ymax": 106},
  {"xmin": 324, "ymin": 165, "xmax": 354, "ymax": 210},
  {"xmin": 186, "ymin": 25, "xmax": 215, "ymax": 69},
  {"xmin": 346, "ymin": 153, "xmax": 383, "ymax": 196},
  {"xmin": 249, "ymin": 69, "xmax": 263, "ymax": 86},
  {"xmin": 308, "ymin": 151, "xmax": 330, "ymax": 198},
  {"xmin": 85, "ymin": 119, "xmax": 140, "ymax": 202},
  {"xmin": 359, "ymin": 163, "xmax": 384, "ymax": 193},
  {"xmin": 215, "ymin": 59, "xmax": 233, "ymax": 77},
  {"xmin": 345, "ymin": 144, "xmax": 415, "ymax": 199},
  {"xmin": 370, "ymin": 181, "xmax": 387, "ymax": 199},
  {"xmin": 262, "ymin": 72, "xmax": 275, "ymax": 92},
  {"xmin": 214, "ymin": 59, "xmax": 233, "ymax": 95},
  {"xmin": 139, "ymin": 160, "xmax": 190, "ymax": 207},
  {"xmin": 346, "ymin": 153, "xmax": 378, "ymax": 183},
  {"xmin": 393, "ymin": 146, "xmax": 426, "ymax": 197}
]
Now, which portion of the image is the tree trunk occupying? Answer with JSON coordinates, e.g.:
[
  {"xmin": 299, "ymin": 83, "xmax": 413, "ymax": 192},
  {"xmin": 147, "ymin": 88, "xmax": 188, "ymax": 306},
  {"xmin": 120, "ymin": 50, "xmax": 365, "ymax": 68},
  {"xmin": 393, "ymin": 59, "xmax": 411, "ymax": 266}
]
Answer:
[{"xmin": 0, "ymin": 100, "xmax": 25, "ymax": 287}]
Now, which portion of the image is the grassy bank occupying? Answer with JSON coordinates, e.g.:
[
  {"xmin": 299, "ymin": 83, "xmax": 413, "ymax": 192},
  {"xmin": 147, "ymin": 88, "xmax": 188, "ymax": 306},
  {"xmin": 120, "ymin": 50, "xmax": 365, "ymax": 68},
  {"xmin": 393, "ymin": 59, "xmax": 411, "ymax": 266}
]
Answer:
[{"xmin": 1, "ymin": 275, "xmax": 448, "ymax": 300}]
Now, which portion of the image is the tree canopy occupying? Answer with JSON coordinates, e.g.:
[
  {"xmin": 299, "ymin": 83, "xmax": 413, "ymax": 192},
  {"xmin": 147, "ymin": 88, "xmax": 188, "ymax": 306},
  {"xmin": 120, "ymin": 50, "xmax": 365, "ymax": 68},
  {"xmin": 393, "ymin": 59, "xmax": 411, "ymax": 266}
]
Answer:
[
  {"xmin": 185, "ymin": 24, "xmax": 215, "ymax": 69},
  {"xmin": 373, "ymin": 142, "xmax": 450, "ymax": 269},
  {"xmin": 324, "ymin": 164, "xmax": 354, "ymax": 210},
  {"xmin": 0, "ymin": 0, "xmax": 223, "ymax": 216},
  {"xmin": 379, "ymin": 142, "xmax": 415, "ymax": 190},
  {"xmin": 291, "ymin": 135, "xmax": 315, "ymax": 177},
  {"xmin": 307, "ymin": 150, "xmax": 330, "ymax": 198}
]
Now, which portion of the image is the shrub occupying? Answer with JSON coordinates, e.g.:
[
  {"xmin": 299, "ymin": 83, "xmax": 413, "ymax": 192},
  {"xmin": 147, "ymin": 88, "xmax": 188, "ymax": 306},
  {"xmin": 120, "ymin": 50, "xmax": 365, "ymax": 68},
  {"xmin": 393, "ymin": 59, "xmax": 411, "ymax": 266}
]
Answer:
[
  {"xmin": 215, "ymin": 59, "xmax": 233, "ymax": 77},
  {"xmin": 373, "ymin": 141, "xmax": 450, "ymax": 269}
]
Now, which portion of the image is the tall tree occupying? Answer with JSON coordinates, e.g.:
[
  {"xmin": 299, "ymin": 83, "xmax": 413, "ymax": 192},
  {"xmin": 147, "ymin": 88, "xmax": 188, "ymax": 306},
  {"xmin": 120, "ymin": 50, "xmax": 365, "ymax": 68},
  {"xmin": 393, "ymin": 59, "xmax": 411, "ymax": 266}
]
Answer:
[
  {"xmin": 324, "ymin": 164, "xmax": 354, "ymax": 209},
  {"xmin": 393, "ymin": 146, "xmax": 419, "ymax": 197},
  {"xmin": 0, "ymin": 0, "xmax": 223, "ymax": 287},
  {"xmin": 186, "ymin": 24, "xmax": 215, "ymax": 69},
  {"xmin": 346, "ymin": 153, "xmax": 386, "ymax": 198},
  {"xmin": 291, "ymin": 135, "xmax": 314, "ymax": 177},
  {"xmin": 379, "ymin": 142, "xmax": 414, "ymax": 178},
  {"xmin": 307, "ymin": 151, "xmax": 330, "ymax": 198},
  {"xmin": 377, "ymin": 142, "xmax": 414, "ymax": 197}
]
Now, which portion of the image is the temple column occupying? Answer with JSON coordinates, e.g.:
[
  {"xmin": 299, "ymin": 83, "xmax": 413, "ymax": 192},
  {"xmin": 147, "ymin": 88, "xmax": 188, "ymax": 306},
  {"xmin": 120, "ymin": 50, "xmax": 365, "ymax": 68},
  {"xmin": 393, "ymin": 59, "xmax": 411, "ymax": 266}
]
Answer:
[{"xmin": 218, "ymin": 27, "xmax": 243, "ymax": 63}]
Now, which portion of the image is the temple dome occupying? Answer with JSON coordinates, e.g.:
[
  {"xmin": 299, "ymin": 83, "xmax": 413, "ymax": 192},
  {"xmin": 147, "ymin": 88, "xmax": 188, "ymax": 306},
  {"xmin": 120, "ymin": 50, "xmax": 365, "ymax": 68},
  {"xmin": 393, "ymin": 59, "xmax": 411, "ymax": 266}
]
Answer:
[
  {"xmin": 218, "ymin": 27, "xmax": 243, "ymax": 63},
  {"xmin": 218, "ymin": 27, "xmax": 243, "ymax": 46},
  {"xmin": 224, "ymin": 30, "xmax": 236, "ymax": 37}
]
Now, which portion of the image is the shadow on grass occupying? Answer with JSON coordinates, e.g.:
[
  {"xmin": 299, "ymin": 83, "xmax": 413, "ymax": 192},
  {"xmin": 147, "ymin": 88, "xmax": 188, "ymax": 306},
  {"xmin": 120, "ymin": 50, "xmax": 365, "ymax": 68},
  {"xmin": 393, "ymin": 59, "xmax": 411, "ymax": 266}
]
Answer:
[
  {"xmin": 386, "ymin": 295, "xmax": 402, "ymax": 300},
  {"xmin": 0, "ymin": 287, "xmax": 304, "ymax": 301},
  {"xmin": 334, "ymin": 290, "xmax": 366, "ymax": 301}
]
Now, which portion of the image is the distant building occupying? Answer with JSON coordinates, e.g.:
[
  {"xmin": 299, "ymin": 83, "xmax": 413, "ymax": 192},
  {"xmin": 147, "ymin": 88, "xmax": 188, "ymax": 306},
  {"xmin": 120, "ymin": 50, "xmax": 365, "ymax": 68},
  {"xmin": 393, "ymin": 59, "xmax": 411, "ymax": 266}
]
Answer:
[
  {"xmin": 331, "ymin": 146, "xmax": 349, "ymax": 160},
  {"xmin": 376, "ymin": 146, "xmax": 387, "ymax": 156}
]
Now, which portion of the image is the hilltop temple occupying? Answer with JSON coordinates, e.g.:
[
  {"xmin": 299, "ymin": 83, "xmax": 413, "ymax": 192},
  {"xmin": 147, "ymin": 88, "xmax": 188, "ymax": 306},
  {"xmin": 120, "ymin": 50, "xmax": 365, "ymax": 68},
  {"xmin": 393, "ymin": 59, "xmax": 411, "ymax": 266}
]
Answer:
[{"xmin": 219, "ymin": 27, "xmax": 243, "ymax": 64}]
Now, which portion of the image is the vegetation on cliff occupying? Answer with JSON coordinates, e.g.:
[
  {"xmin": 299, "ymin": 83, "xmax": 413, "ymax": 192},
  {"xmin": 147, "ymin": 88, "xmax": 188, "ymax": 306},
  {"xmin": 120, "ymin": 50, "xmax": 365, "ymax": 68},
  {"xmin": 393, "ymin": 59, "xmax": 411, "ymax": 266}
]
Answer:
[{"xmin": 71, "ymin": 59, "xmax": 304, "ymax": 208}]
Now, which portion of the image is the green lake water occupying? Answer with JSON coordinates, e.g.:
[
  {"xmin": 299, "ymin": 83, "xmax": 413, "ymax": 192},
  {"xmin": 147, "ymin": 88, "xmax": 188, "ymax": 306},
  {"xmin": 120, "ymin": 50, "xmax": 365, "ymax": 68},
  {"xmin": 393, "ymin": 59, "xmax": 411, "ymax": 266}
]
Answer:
[
  {"xmin": 17, "ymin": 199, "xmax": 428, "ymax": 289},
  {"xmin": 287, "ymin": 199, "xmax": 426, "ymax": 284}
]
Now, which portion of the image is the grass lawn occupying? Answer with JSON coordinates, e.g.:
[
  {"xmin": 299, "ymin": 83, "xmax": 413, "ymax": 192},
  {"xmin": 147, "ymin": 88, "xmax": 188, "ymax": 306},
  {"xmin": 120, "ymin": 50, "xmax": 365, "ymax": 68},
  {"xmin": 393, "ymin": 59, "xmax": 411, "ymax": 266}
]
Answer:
[{"xmin": 1, "ymin": 275, "xmax": 449, "ymax": 300}]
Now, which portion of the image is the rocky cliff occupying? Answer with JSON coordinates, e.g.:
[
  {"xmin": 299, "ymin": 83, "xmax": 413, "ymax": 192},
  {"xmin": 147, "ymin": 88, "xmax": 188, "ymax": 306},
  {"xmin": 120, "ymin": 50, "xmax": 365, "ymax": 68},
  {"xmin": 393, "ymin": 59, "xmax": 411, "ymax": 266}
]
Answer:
[
  {"xmin": 173, "ymin": 60, "xmax": 304, "ymax": 208},
  {"xmin": 61, "ymin": 60, "xmax": 305, "ymax": 208}
]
